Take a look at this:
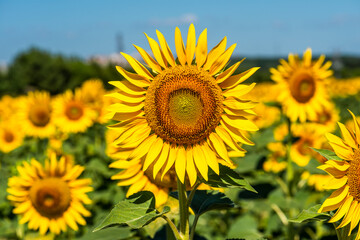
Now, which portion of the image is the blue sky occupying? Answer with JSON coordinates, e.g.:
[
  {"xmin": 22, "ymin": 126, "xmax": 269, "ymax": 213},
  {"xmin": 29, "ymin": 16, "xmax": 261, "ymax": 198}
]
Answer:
[{"xmin": 1, "ymin": 0, "xmax": 360, "ymax": 64}]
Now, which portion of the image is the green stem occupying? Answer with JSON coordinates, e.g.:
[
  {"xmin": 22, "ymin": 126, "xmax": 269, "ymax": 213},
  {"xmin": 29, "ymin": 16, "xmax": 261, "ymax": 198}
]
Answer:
[
  {"xmin": 189, "ymin": 215, "xmax": 200, "ymax": 240},
  {"xmin": 177, "ymin": 178, "xmax": 189, "ymax": 240},
  {"xmin": 285, "ymin": 117, "xmax": 294, "ymax": 240},
  {"xmin": 162, "ymin": 215, "xmax": 182, "ymax": 240},
  {"xmin": 187, "ymin": 181, "xmax": 201, "ymax": 209}
]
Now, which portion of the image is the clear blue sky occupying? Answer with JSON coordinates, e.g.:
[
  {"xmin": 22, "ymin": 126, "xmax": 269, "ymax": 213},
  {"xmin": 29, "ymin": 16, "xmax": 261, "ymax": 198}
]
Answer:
[{"xmin": 1, "ymin": 0, "xmax": 360, "ymax": 64}]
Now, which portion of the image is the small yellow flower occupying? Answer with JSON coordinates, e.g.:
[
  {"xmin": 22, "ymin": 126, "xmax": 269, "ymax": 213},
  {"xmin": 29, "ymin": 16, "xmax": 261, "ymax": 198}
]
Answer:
[
  {"xmin": 7, "ymin": 154, "xmax": 92, "ymax": 235},
  {"xmin": 271, "ymin": 48, "xmax": 333, "ymax": 122},
  {"xmin": 52, "ymin": 89, "xmax": 97, "ymax": 133},
  {"xmin": 0, "ymin": 121, "xmax": 24, "ymax": 153}
]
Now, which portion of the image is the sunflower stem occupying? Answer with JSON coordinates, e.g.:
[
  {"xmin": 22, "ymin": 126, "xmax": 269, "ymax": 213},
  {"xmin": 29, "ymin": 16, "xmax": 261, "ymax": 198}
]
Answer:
[
  {"xmin": 163, "ymin": 215, "xmax": 182, "ymax": 240},
  {"xmin": 187, "ymin": 181, "xmax": 201, "ymax": 209},
  {"xmin": 177, "ymin": 178, "xmax": 189, "ymax": 240}
]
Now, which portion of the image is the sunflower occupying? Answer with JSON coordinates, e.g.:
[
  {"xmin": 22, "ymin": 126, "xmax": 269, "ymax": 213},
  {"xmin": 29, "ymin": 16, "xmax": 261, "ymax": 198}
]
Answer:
[
  {"xmin": 270, "ymin": 48, "xmax": 333, "ymax": 123},
  {"xmin": 290, "ymin": 125, "xmax": 325, "ymax": 167},
  {"xmin": 317, "ymin": 111, "xmax": 360, "ymax": 238},
  {"xmin": 264, "ymin": 142, "xmax": 287, "ymax": 173},
  {"xmin": 0, "ymin": 121, "xmax": 24, "ymax": 153},
  {"xmin": 251, "ymin": 103, "xmax": 281, "ymax": 129},
  {"xmin": 17, "ymin": 91, "xmax": 55, "ymax": 138},
  {"xmin": 301, "ymin": 171, "xmax": 332, "ymax": 191},
  {"xmin": 7, "ymin": 154, "xmax": 92, "ymax": 235},
  {"xmin": 107, "ymin": 24, "xmax": 259, "ymax": 186},
  {"xmin": 52, "ymin": 89, "xmax": 97, "ymax": 133},
  {"xmin": 80, "ymin": 79, "xmax": 108, "ymax": 123}
]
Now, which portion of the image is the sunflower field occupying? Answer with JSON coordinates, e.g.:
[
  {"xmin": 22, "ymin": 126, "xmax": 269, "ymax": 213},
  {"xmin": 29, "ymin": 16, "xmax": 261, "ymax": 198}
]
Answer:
[{"xmin": 1, "ymin": 25, "xmax": 360, "ymax": 240}]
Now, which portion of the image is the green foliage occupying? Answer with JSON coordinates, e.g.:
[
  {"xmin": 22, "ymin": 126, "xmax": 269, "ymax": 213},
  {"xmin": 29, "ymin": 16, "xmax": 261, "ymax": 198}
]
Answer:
[
  {"xmin": 189, "ymin": 191, "xmax": 236, "ymax": 216},
  {"xmin": 93, "ymin": 191, "xmax": 170, "ymax": 232},
  {"xmin": 290, "ymin": 205, "xmax": 331, "ymax": 223},
  {"xmin": 202, "ymin": 164, "xmax": 257, "ymax": 193},
  {"xmin": 310, "ymin": 148, "xmax": 342, "ymax": 161}
]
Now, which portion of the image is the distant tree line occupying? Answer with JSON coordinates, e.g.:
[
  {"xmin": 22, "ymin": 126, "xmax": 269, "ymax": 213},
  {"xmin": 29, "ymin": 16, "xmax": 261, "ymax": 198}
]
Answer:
[{"xmin": 1, "ymin": 47, "xmax": 360, "ymax": 97}]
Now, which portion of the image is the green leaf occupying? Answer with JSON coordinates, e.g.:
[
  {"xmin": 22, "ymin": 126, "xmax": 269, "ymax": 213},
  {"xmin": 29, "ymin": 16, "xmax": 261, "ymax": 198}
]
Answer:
[
  {"xmin": 202, "ymin": 164, "xmax": 257, "ymax": 193},
  {"xmin": 310, "ymin": 148, "xmax": 342, "ymax": 161},
  {"xmin": 77, "ymin": 227, "xmax": 134, "ymax": 240},
  {"xmin": 289, "ymin": 204, "xmax": 331, "ymax": 223},
  {"xmin": 189, "ymin": 190, "xmax": 236, "ymax": 216},
  {"xmin": 227, "ymin": 215, "xmax": 263, "ymax": 239},
  {"xmin": 93, "ymin": 191, "xmax": 170, "ymax": 232}
]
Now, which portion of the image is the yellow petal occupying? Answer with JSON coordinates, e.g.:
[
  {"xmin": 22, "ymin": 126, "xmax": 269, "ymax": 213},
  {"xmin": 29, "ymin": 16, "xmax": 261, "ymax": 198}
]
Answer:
[
  {"xmin": 303, "ymin": 48, "xmax": 312, "ymax": 67},
  {"xmin": 193, "ymin": 144, "xmax": 208, "ymax": 181},
  {"xmin": 208, "ymin": 132, "xmax": 231, "ymax": 163},
  {"xmin": 220, "ymin": 120, "xmax": 254, "ymax": 145},
  {"xmin": 200, "ymin": 142, "xmax": 219, "ymax": 174},
  {"xmin": 153, "ymin": 141, "xmax": 170, "ymax": 179},
  {"xmin": 216, "ymin": 59, "xmax": 244, "ymax": 84},
  {"xmin": 121, "ymin": 52, "xmax": 154, "ymax": 80},
  {"xmin": 219, "ymin": 67, "xmax": 260, "ymax": 89},
  {"xmin": 209, "ymin": 44, "xmax": 236, "ymax": 76},
  {"xmin": 107, "ymin": 102, "xmax": 144, "ymax": 114},
  {"xmin": 326, "ymin": 160, "xmax": 350, "ymax": 172},
  {"xmin": 63, "ymin": 211, "xmax": 79, "ymax": 231},
  {"xmin": 116, "ymin": 171, "xmax": 144, "ymax": 186},
  {"xmin": 13, "ymin": 200, "xmax": 32, "ymax": 214},
  {"xmin": 109, "ymin": 80, "xmax": 145, "ymax": 95},
  {"xmin": 223, "ymin": 83, "xmax": 256, "ymax": 98},
  {"xmin": 144, "ymin": 33, "xmax": 167, "ymax": 68},
  {"xmin": 328, "ymin": 141, "xmax": 353, "ymax": 160},
  {"xmin": 328, "ymin": 195, "xmax": 353, "ymax": 223},
  {"xmin": 161, "ymin": 144, "xmax": 177, "ymax": 180},
  {"xmin": 156, "ymin": 30, "xmax": 176, "ymax": 66},
  {"xmin": 349, "ymin": 202, "xmax": 360, "ymax": 234},
  {"xmin": 215, "ymin": 126, "xmax": 245, "ymax": 152},
  {"xmin": 313, "ymin": 55, "xmax": 325, "ymax": 69},
  {"xmin": 142, "ymin": 137, "xmax": 164, "ymax": 172},
  {"xmin": 203, "ymin": 37, "xmax": 227, "ymax": 71},
  {"xmin": 128, "ymin": 134, "xmax": 157, "ymax": 161},
  {"xmin": 195, "ymin": 28, "xmax": 207, "ymax": 68},
  {"xmin": 222, "ymin": 114, "xmax": 258, "ymax": 132},
  {"xmin": 175, "ymin": 27, "xmax": 186, "ymax": 66},
  {"xmin": 223, "ymin": 98, "xmax": 257, "ymax": 110},
  {"xmin": 126, "ymin": 176, "xmax": 148, "ymax": 197},
  {"xmin": 186, "ymin": 146, "xmax": 197, "ymax": 186},
  {"xmin": 323, "ymin": 176, "xmax": 348, "ymax": 189},
  {"xmin": 337, "ymin": 200, "xmax": 357, "ymax": 228},
  {"xmin": 175, "ymin": 146, "xmax": 187, "ymax": 183},
  {"xmin": 186, "ymin": 24, "xmax": 196, "ymax": 65},
  {"xmin": 111, "ymin": 164, "xmax": 141, "ymax": 180},
  {"xmin": 338, "ymin": 122, "xmax": 357, "ymax": 149},
  {"xmin": 348, "ymin": 110, "xmax": 360, "ymax": 144},
  {"xmin": 133, "ymin": 44, "xmax": 162, "ymax": 73},
  {"xmin": 115, "ymin": 66, "xmax": 150, "ymax": 88},
  {"xmin": 106, "ymin": 92, "xmax": 145, "ymax": 104},
  {"xmin": 319, "ymin": 185, "xmax": 349, "ymax": 212}
]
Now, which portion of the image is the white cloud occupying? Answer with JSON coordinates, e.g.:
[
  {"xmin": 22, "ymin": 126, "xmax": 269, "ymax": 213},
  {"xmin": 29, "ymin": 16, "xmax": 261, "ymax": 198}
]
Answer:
[{"xmin": 149, "ymin": 13, "xmax": 198, "ymax": 27}]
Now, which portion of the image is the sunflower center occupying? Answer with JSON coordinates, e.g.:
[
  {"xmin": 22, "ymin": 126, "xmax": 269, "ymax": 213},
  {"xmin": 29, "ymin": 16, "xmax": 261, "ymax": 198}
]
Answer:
[
  {"xmin": 29, "ymin": 178, "xmax": 71, "ymax": 218},
  {"xmin": 297, "ymin": 138, "xmax": 313, "ymax": 156},
  {"xmin": 4, "ymin": 131, "xmax": 14, "ymax": 143},
  {"xmin": 349, "ymin": 149, "xmax": 360, "ymax": 200},
  {"xmin": 65, "ymin": 102, "xmax": 84, "ymax": 120},
  {"xmin": 145, "ymin": 65, "xmax": 223, "ymax": 145},
  {"xmin": 289, "ymin": 72, "xmax": 316, "ymax": 103},
  {"xmin": 30, "ymin": 107, "xmax": 50, "ymax": 127}
]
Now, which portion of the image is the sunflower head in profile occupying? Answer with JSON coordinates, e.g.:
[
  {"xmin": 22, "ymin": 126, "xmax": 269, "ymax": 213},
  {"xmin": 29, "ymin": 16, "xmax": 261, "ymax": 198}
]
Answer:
[
  {"xmin": 7, "ymin": 154, "xmax": 92, "ymax": 235},
  {"xmin": 318, "ymin": 111, "xmax": 360, "ymax": 238},
  {"xmin": 0, "ymin": 120, "xmax": 24, "ymax": 153},
  {"xmin": 17, "ymin": 91, "xmax": 55, "ymax": 138},
  {"xmin": 106, "ymin": 24, "xmax": 259, "ymax": 186},
  {"xmin": 53, "ymin": 89, "xmax": 97, "ymax": 133},
  {"xmin": 270, "ymin": 48, "xmax": 333, "ymax": 123}
]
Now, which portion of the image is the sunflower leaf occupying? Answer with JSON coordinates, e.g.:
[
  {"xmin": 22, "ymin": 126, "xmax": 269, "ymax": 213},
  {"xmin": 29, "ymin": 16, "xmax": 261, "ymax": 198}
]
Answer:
[
  {"xmin": 310, "ymin": 148, "xmax": 342, "ymax": 161},
  {"xmin": 93, "ymin": 191, "xmax": 170, "ymax": 232},
  {"xmin": 289, "ymin": 204, "xmax": 331, "ymax": 223},
  {"xmin": 202, "ymin": 164, "xmax": 257, "ymax": 193}
]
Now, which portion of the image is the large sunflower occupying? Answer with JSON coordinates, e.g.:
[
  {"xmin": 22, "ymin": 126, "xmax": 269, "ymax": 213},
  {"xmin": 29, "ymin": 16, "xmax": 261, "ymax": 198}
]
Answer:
[
  {"xmin": 107, "ymin": 24, "xmax": 259, "ymax": 186},
  {"xmin": 270, "ymin": 48, "xmax": 333, "ymax": 123},
  {"xmin": 7, "ymin": 154, "xmax": 92, "ymax": 235},
  {"xmin": 18, "ymin": 91, "xmax": 55, "ymax": 138},
  {"xmin": 318, "ymin": 111, "xmax": 360, "ymax": 238},
  {"xmin": 52, "ymin": 89, "xmax": 97, "ymax": 133}
]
